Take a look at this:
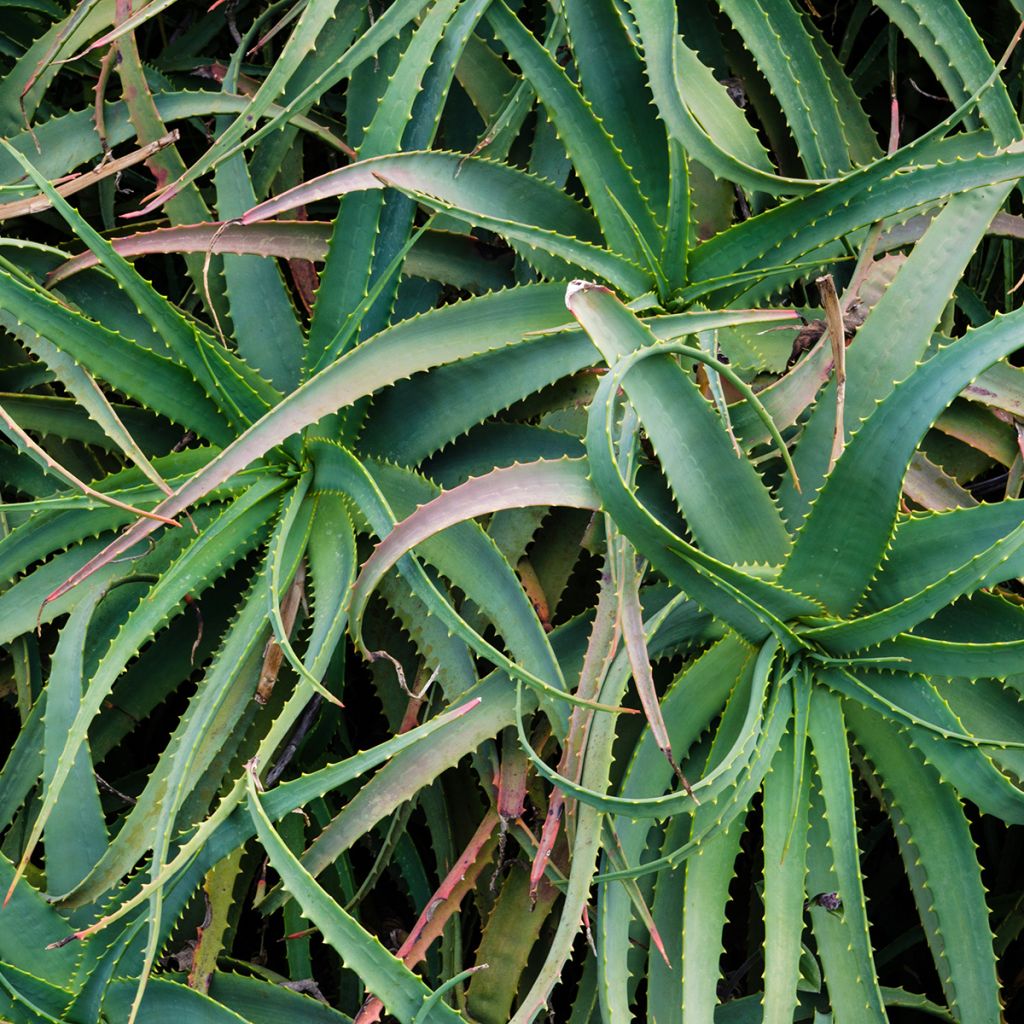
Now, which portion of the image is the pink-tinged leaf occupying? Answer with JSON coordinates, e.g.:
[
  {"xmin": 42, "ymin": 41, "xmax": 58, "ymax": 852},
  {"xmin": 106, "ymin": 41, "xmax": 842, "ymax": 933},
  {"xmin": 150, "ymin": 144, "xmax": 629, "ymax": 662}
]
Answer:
[
  {"xmin": 240, "ymin": 151, "xmax": 655, "ymax": 294},
  {"xmin": 601, "ymin": 821, "xmax": 672, "ymax": 968},
  {"xmin": 350, "ymin": 459, "xmax": 599, "ymax": 633},
  {"xmin": 497, "ymin": 745, "xmax": 530, "ymax": 824},
  {"xmin": 619, "ymin": 559, "xmax": 695, "ymax": 799},
  {"xmin": 49, "ymin": 221, "xmax": 511, "ymax": 295},
  {"xmin": 964, "ymin": 360, "xmax": 1024, "ymax": 420},
  {"xmin": 47, "ymin": 220, "xmax": 333, "ymax": 285},
  {"xmin": 40, "ymin": 285, "xmax": 575, "ymax": 603},
  {"xmin": 242, "ymin": 151, "xmax": 596, "ymax": 238},
  {"xmin": 530, "ymin": 791, "xmax": 564, "ymax": 901},
  {"xmin": 355, "ymin": 812, "xmax": 499, "ymax": 1024}
]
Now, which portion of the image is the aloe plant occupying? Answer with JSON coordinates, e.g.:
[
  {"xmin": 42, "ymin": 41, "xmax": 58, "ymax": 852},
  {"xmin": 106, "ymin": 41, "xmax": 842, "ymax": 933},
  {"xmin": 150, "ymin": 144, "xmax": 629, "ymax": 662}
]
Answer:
[{"xmin": 2, "ymin": 1, "xmax": 1024, "ymax": 1022}]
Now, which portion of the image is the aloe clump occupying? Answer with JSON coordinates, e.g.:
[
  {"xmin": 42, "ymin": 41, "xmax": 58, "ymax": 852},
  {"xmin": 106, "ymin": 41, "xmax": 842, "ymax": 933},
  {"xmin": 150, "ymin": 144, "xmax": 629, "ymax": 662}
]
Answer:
[{"xmin": 1, "ymin": 1, "xmax": 1024, "ymax": 1022}]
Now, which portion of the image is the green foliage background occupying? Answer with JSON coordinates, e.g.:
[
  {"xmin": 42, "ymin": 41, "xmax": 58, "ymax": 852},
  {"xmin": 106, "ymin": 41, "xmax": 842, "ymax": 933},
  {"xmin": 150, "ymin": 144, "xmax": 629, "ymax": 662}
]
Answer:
[{"xmin": 2, "ymin": 1, "xmax": 1024, "ymax": 1021}]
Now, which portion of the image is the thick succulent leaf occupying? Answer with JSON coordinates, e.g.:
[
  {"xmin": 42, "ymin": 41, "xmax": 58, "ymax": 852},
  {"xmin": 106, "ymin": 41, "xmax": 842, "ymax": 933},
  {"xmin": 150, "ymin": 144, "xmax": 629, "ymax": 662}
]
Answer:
[
  {"xmin": 242, "ymin": 151, "xmax": 652, "ymax": 294},
  {"xmin": 559, "ymin": 0, "xmax": 669, "ymax": 220},
  {"xmin": 0, "ymin": 451, "xmax": 257, "ymax": 584},
  {"xmin": 303, "ymin": 492, "xmax": 358, "ymax": 678},
  {"xmin": 596, "ymin": 659, "xmax": 793, "ymax": 881},
  {"xmin": 864, "ymin": 501, "xmax": 1024, "ymax": 609},
  {"xmin": 777, "ymin": 0, "xmax": 1021, "ymax": 516},
  {"xmin": 679, "ymin": 816, "xmax": 746, "ymax": 1023},
  {"xmin": 603, "ymin": 635, "xmax": 754, "ymax": 1023},
  {"xmin": 0, "ymin": 90, "xmax": 352, "ymax": 190},
  {"xmin": 526, "ymin": 633, "xmax": 780, "ymax": 819},
  {"xmin": 0, "ymin": 392, "xmax": 176, "ymax": 461},
  {"xmin": 0, "ymin": 400, "xmax": 175, "ymax": 526},
  {"xmin": 761, "ymin": 726, "xmax": 811, "ymax": 1024},
  {"xmin": 2, "ymin": 0, "xmax": 1022, "ymax": 1017},
  {"xmin": 1, "ymin": 140, "xmax": 277, "ymax": 433},
  {"xmin": 40, "ymin": 586, "xmax": 108, "ymax": 898},
  {"xmin": 135, "ymin": 0, "xmax": 438, "ymax": 212},
  {"xmin": 206, "ymin": 972, "xmax": 356, "ymax": 1024},
  {"xmin": 875, "ymin": 0, "xmax": 1020, "ymax": 142},
  {"xmin": 70, "ymin": 0, "xmax": 183, "ymax": 58},
  {"xmin": 849, "ymin": 704, "xmax": 1002, "ymax": 1023},
  {"xmin": 260, "ymin": 671, "xmax": 519, "ymax": 912},
  {"xmin": 214, "ymin": 150, "xmax": 303, "ymax": 393},
  {"xmin": 625, "ymin": 0, "xmax": 825, "ymax": 195},
  {"xmin": 49, "ymin": 223, "xmax": 513, "ymax": 294},
  {"xmin": 113, "ymin": 4, "xmax": 227, "ymax": 327},
  {"xmin": 865, "ymin": 632, "xmax": 1024, "ymax": 679},
  {"xmin": 369, "ymin": 459, "xmax": 567, "ymax": 700},
  {"xmin": 75, "ymin": 693, "xmax": 488, "ymax": 941},
  {"xmin": 716, "ymin": 0, "xmax": 852, "ymax": 177},
  {"xmin": 8, "ymin": 477, "xmax": 283, "ymax": 901},
  {"xmin": 246, "ymin": 761, "xmax": 462, "ymax": 1022},
  {"xmin": 0, "ymin": 0, "xmax": 113, "ymax": 132},
  {"xmin": 691, "ymin": 138, "xmax": 1024, "ymax": 290},
  {"xmin": 782, "ymin": 307, "xmax": 1024, "ymax": 614},
  {"xmin": 0, "ymin": 961, "xmax": 73, "ymax": 1024},
  {"xmin": 318, "ymin": 447, "xmax": 577, "ymax": 722},
  {"xmin": 42, "ymin": 285, "xmax": 583, "ymax": 600},
  {"xmin": 0, "ymin": 266, "xmax": 232, "ymax": 445},
  {"xmin": 0, "ymin": 532, "xmax": 154, "ymax": 644},
  {"xmin": 348, "ymin": 459, "xmax": 598, "ymax": 623},
  {"xmin": 807, "ymin": 690, "xmax": 885, "ymax": 1020},
  {"xmin": 0, "ymin": 690, "xmax": 44, "ymax": 833},
  {"xmin": 566, "ymin": 280, "xmax": 790, "ymax": 564},
  {"xmin": 803, "ymin": 521, "xmax": 1024, "ymax": 653},
  {"xmin": 0, "ymin": 853, "xmax": 79, "ymax": 984},
  {"xmin": 578, "ymin": 327, "xmax": 820, "ymax": 646},
  {"xmin": 932, "ymin": 675, "xmax": 1024, "ymax": 782},
  {"xmin": 363, "ymin": 305, "xmax": 796, "ymax": 465},
  {"xmin": 2, "ymin": 328, "xmax": 171, "ymax": 491},
  {"xmin": 489, "ymin": 0, "xmax": 660, "ymax": 265},
  {"xmin": 508, "ymin": 595, "xmax": 666, "ymax": 1024},
  {"xmin": 263, "ymin": 476, "xmax": 338, "ymax": 704},
  {"xmin": 57, "ymin": 506, "xmax": 308, "ymax": 911},
  {"xmin": 820, "ymin": 667, "xmax": 1024, "ymax": 824},
  {"xmin": 102, "ymin": 977, "xmax": 250, "ymax": 1024},
  {"xmin": 672, "ymin": 36, "xmax": 778, "ymax": 187},
  {"xmin": 307, "ymin": 0, "xmax": 492, "ymax": 359}
]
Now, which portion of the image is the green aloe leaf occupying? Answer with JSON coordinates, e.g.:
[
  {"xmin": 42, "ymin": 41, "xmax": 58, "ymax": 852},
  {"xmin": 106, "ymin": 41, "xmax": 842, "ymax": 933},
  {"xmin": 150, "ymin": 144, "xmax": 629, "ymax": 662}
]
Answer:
[
  {"xmin": 245, "ymin": 762, "xmax": 464, "ymax": 1024},
  {"xmin": 8, "ymin": 477, "xmax": 283, "ymax": 903},
  {"xmin": 244, "ymin": 150, "xmax": 652, "ymax": 294},
  {"xmin": 716, "ymin": 0, "xmax": 852, "ymax": 177},
  {"xmin": 40, "ymin": 585, "xmax": 108, "ymax": 899},
  {"xmin": 488, "ymin": 1, "xmax": 660, "ymax": 265},
  {"xmin": 42, "ymin": 284, "xmax": 578, "ymax": 603},
  {"xmin": 783, "ymin": 307, "xmax": 1024, "ymax": 613},
  {"xmin": 625, "ymin": 0, "xmax": 826, "ymax": 196},
  {"xmin": 850, "ymin": 704, "xmax": 1002, "ymax": 1023},
  {"xmin": 307, "ymin": 0, "xmax": 492, "ymax": 361},
  {"xmin": 807, "ymin": 689, "xmax": 887, "ymax": 1022},
  {"xmin": 803, "ymin": 521, "xmax": 1024, "ymax": 653},
  {"xmin": 761, "ymin": 726, "xmax": 811, "ymax": 1024},
  {"xmin": 135, "ymin": 0, "xmax": 439, "ymax": 214},
  {"xmin": 0, "ymin": 266, "xmax": 233, "ymax": 445},
  {"xmin": 566, "ymin": 280, "xmax": 790, "ymax": 564}
]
